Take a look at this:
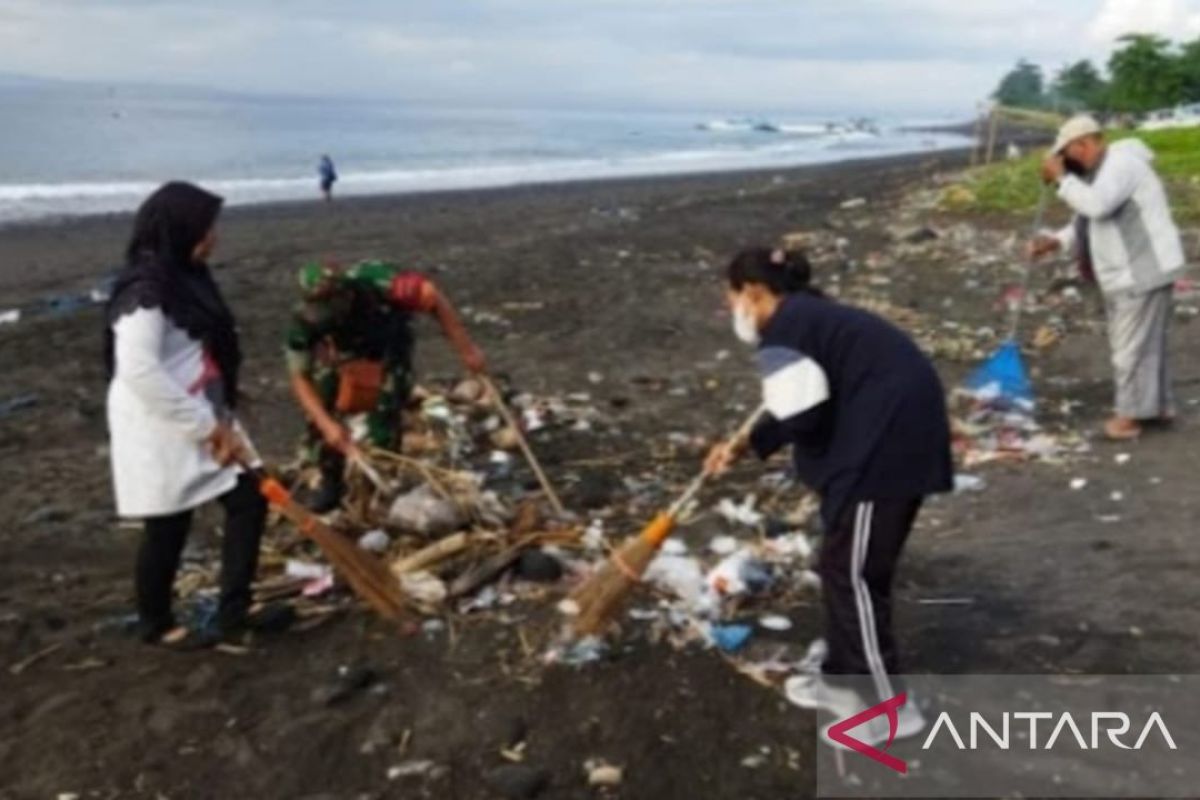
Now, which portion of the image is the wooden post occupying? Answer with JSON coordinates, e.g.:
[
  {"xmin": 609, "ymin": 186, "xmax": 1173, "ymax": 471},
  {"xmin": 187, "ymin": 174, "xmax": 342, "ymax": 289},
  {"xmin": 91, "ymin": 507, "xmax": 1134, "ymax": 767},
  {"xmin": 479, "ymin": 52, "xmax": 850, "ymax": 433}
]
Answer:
[
  {"xmin": 985, "ymin": 107, "xmax": 1001, "ymax": 165},
  {"xmin": 970, "ymin": 108, "xmax": 985, "ymax": 167}
]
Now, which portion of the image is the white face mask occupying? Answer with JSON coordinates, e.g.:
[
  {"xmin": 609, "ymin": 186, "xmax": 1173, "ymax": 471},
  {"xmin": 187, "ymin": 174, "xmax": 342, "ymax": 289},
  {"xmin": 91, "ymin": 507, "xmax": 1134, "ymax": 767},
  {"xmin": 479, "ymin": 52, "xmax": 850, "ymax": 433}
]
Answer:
[{"xmin": 732, "ymin": 302, "xmax": 760, "ymax": 346}]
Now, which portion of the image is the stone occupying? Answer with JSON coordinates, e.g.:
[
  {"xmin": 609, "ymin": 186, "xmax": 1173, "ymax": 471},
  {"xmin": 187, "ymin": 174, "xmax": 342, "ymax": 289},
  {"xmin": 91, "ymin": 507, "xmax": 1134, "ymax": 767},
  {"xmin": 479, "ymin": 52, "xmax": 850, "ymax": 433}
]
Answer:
[
  {"xmin": 514, "ymin": 550, "xmax": 564, "ymax": 583},
  {"xmin": 483, "ymin": 764, "xmax": 550, "ymax": 799}
]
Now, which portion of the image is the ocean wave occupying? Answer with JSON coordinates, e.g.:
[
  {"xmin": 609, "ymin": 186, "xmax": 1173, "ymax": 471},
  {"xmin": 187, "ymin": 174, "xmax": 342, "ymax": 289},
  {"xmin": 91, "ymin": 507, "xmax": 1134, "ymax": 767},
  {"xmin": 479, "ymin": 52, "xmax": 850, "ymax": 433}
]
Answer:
[{"xmin": 0, "ymin": 132, "xmax": 969, "ymax": 225}]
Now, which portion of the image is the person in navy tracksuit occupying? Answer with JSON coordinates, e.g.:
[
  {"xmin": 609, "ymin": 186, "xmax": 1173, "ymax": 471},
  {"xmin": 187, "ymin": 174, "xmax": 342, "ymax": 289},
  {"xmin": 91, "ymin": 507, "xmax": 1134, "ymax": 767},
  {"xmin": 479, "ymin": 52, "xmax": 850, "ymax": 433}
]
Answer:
[{"xmin": 707, "ymin": 247, "xmax": 953, "ymax": 705}]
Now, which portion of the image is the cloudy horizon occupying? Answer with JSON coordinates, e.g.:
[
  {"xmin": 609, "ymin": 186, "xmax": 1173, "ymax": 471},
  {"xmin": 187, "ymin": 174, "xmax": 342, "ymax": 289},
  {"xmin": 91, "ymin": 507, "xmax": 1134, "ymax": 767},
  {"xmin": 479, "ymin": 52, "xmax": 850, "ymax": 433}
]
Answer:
[{"xmin": 1, "ymin": 0, "xmax": 1198, "ymax": 115}]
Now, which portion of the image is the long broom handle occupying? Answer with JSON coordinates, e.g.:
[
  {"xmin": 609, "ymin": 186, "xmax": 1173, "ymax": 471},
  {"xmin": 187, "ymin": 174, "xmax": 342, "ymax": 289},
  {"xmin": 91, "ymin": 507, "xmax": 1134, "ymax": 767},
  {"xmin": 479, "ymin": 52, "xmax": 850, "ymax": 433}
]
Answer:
[
  {"xmin": 349, "ymin": 451, "xmax": 394, "ymax": 494},
  {"xmin": 1007, "ymin": 186, "xmax": 1052, "ymax": 341},
  {"xmin": 666, "ymin": 405, "xmax": 768, "ymax": 518},
  {"xmin": 482, "ymin": 375, "xmax": 566, "ymax": 516}
]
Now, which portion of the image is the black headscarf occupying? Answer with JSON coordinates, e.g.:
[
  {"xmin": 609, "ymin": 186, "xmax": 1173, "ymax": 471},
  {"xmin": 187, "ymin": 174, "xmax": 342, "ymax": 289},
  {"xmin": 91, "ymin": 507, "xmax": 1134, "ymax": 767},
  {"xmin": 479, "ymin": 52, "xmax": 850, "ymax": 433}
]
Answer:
[{"xmin": 104, "ymin": 181, "xmax": 243, "ymax": 409}]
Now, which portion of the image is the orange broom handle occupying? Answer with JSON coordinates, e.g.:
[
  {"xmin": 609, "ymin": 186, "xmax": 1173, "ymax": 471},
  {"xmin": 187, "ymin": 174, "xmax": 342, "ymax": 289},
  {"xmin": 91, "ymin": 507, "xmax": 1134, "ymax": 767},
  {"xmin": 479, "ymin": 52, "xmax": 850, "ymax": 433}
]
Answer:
[
  {"xmin": 259, "ymin": 476, "xmax": 292, "ymax": 507},
  {"xmin": 641, "ymin": 513, "xmax": 676, "ymax": 547},
  {"xmin": 668, "ymin": 405, "xmax": 767, "ymax": 516}
]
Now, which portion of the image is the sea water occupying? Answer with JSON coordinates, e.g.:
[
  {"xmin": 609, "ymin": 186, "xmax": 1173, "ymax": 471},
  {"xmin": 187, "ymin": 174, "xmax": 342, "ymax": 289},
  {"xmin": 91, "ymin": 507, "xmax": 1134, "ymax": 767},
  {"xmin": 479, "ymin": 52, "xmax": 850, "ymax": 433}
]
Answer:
[{"xmin": 0, "ymin": 79, "xmax": 971, "ymax": 224}]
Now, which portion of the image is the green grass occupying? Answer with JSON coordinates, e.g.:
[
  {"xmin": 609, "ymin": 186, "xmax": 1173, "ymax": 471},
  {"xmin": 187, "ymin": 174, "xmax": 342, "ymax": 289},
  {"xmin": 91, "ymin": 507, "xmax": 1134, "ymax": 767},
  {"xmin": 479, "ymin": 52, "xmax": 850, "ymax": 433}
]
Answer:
[{"xmin": 943, "ymin": 127, "xmax": 1200, "ymax": 221}]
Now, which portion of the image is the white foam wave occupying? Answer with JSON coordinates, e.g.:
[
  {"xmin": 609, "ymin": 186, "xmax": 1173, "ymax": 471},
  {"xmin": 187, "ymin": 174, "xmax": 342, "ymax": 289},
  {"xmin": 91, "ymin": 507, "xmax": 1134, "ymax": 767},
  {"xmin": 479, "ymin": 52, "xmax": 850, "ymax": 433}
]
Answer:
[{"xmin": 0, "ymin": 131, "xmax": 970, "ymax": 225}]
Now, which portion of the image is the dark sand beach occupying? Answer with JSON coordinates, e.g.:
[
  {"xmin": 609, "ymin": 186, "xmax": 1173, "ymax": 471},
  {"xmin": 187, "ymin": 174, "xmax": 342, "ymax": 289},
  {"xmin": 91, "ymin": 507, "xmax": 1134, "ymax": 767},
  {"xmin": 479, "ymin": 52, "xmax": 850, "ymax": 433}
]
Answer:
[{"xmin": 5, "ymin": 144, "xmax": 1200, "ymax": 799}]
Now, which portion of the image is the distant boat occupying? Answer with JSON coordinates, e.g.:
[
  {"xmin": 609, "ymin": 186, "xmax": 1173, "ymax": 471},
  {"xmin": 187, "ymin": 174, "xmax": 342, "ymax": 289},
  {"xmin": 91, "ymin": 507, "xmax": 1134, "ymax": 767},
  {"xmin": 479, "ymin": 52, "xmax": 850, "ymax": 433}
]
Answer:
[
  {"xmin": 697, "ymin": 117, "xmax": 882, "ymax": 138},
  {"xmin": 697, "ymin": 118, "xmax": 762, "ymax": 132}
]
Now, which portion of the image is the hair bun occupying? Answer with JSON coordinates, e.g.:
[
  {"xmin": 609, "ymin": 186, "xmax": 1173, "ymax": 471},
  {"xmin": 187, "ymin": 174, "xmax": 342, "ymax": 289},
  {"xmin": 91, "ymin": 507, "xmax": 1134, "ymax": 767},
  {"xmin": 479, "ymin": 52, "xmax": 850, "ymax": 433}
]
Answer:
[{"xmin": 726, "ymin": 246, "xmax": 820, "ymax": 297}]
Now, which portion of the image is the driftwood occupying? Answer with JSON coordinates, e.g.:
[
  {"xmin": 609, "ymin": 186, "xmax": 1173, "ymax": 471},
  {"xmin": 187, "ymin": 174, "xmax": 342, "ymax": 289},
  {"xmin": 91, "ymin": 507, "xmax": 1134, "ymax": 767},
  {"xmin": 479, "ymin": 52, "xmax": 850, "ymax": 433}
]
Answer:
[
  {"xmin": 390, "ymin": 532, "xmax": 473, "ymax": 576},
  {"xmin": 447, "ymin": 502, "xmax": 543, "ymax": 597},
  {"xmin": 448, "ymin": 545, "xmax": 525, "ymax": 598}
]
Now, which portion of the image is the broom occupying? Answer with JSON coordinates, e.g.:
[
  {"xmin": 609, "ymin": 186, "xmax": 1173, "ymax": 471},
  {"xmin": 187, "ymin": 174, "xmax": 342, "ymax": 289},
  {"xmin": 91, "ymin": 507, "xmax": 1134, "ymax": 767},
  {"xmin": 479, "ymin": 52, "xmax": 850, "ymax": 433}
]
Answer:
[
  {"xmin": 962, "ymin": 185, "xmax": 1051, "ymax": 410},
  {"xmin": 567, "ymin": 405, "xmax": 766, "ymax": 636},
  {"xmin": 481, "ymin": 374, "xmax": 566, "ymax": 516},
  {"xmin": 251, "ymin": 468, "xmax": 410, "ymax": 622}
]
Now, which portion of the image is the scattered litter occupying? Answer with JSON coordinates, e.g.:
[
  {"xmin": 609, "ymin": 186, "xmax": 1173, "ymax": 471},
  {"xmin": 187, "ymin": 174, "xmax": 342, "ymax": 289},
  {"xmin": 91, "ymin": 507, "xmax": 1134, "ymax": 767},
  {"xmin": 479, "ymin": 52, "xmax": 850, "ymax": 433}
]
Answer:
[
  {"xmin": 1070, "ymin": 478, "xmax": 1088, "ymax": 491},
  {"xmin": 953, "ymin": 474, "xmax": 986, "ymax": 493},
  {"xmin": 450, "ymin": 377, "xmax": 486, "ymax": 404},
  {"xmin": 741, "ymin": 752, "xmax": 769, "ymax": 769},
  {"xmin": 758, "ymin": 614, "xmax": 793, "ymax": 632},
  {"xmin": 585, "ymin": 760, "xmax": 624, "ymax": 787},
  {"xmin": 644, "ymin": 554, "xmax": 707, "ymax": 608},
  {"xmin": 1110, "ymin": 491, "xmax": 1125, "ymax": 503},
  {"xmin": 715, "ymin": 495, "xmax": 764, "ymax": 528},
  {"xmin": 582, "ymin": 520, "xmax": 606, "ymax": 551},
  {"xmin": 660, "ymin": 539, "xmax": 688, "ymax": 556},
  {"xmin": 0, "ymin": 309, "xmax": 19, "ymax": 325},
  {"xmin": 763, "ymin": 532, "xmax": 813, "ymax": 561},
  {"xmin": 522, "ymin": 408, "xmax": 547, "ymax": 433},
  {"xmin": 302, "ymin": 574, "xmax": 335, "ymax": 598},
  {"xmin": 709, "ymin": 536, "xmax": 739, "ymax": 556},
  {"xmin": 286, "ymin": 560, "xmax": 332, "ymax": 581},
  {"xmin": 357, "ymin": 529, "xmax": 390, "ymax": 554},
  {"xmin": 388, "ymin": 760, "xmax": 437, "ymax": 781},
  {"xmin": 840, "ymin": 197, "xmax": 867, "ymax": 210},
  {"xmin": 545, "ymin": 635, "xmax": 609, "ymax": 666},
  {"xmin": 0, "ymin": 394, "xmax": 38, "ymax": 419},
  {"xmin": 952, "ymin": 386, "xmax": 1080, "ymax": 468},
  {"xmin": 1115, "ymin": 453, "xmax": 1132, "ymax": 466},
  {"xmin": 398, "ymin": 571, "xmax": 448, "ymax": 606},
  {"xmin": 707, "ymin": 551, "xmax": 773, "ymax": 597},
  {"xmin": 388, "ymin": 485, "xmax": 465, "ymax": 536},
  {"xmin": 710, "ymin": 624, "xmax": 754, "ymax": 653}
]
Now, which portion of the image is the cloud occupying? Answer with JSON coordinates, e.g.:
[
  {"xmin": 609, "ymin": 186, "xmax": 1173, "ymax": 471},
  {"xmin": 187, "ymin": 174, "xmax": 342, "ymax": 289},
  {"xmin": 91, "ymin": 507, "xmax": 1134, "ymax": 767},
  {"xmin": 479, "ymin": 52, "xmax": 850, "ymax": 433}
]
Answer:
[
  {"xmin": 0, "ymin": 0, "xmax": 1125, "ymax": 114},
  {"xmin": 1088, "ymin": 0, "xmax": 1200, "ymax": 43}
]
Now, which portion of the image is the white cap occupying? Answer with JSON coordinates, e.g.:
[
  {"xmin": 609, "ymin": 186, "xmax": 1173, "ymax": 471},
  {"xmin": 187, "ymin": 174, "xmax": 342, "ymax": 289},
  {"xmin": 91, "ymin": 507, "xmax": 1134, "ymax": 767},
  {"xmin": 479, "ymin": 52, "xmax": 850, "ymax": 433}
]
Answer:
[{"xmin": 1052, "ymin": 115, "xmax": 1102, "ymax": 154}]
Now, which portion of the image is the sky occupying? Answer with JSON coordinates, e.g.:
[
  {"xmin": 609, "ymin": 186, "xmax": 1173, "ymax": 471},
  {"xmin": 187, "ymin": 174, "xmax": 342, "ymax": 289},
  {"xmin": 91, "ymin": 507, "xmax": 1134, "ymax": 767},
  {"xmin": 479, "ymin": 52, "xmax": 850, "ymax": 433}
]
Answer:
[{"xmin": 1, "ymin": 0, "xmax": 1199, "ymax": 116}]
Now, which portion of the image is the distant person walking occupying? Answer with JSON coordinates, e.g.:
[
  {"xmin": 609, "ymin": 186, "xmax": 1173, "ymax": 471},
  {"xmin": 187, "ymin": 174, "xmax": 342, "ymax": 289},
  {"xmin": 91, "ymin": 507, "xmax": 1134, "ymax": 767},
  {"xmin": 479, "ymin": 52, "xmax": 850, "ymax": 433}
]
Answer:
[
  {"xmin": 318, "ymin": 154, "xmax": 337, "ymax": 202},
  {"xmin": 1029, "ymin": 116, "xmax": 1187, "ymax": 441}
]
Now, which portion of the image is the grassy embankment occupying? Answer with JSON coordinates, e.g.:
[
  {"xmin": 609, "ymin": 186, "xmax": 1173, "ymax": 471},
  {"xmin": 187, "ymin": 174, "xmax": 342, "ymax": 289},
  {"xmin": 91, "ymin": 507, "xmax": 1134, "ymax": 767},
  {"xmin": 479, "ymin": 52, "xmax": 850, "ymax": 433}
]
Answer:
[{"xmin": 943, "ymin": 126, "xmax": 1200, "ymax": 222}]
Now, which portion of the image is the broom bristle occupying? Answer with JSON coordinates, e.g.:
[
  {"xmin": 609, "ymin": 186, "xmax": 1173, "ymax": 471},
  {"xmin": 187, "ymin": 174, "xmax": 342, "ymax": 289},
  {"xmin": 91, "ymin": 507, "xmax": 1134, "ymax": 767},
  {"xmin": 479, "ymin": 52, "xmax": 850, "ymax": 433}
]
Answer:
[
  {"xmin": 277, "ymin": 497, "xmax": 410, "ymax": 621},
  {"xmin": 571, "ymin": 535, "xmax": 660, "ymax": 635}
]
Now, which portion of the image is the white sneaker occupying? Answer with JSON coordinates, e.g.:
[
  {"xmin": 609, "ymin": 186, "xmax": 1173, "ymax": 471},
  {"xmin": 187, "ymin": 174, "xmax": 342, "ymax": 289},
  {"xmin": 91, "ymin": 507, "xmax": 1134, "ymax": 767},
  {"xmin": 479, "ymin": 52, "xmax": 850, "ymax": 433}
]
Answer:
[
  {"xmin": 796, "ymin": 638, "xmax": 828, "ymax": 676},
  {"xmin": 821, "ymin": 696, "xmax": 927, "ymax": 750},
  {"xmin": 784, "ymin": 673, "xmax": 868, "ymax": 717}
]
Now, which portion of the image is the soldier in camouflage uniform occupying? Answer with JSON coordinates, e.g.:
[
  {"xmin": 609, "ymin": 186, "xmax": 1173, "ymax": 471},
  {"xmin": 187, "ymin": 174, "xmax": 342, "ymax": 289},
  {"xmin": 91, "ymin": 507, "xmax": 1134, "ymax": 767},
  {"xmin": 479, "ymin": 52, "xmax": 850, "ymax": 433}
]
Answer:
[{"xmin": 286, "ymin": 260, "xmax": 486, "ymax": 511}]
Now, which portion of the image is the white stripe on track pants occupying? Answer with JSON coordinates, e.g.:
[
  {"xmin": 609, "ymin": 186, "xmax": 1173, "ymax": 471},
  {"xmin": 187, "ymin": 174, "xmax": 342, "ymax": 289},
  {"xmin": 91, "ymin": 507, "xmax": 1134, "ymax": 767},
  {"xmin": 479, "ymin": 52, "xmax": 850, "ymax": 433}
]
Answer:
[{"xmin": 818, "ymin": 497, "xmax": 922, "ymax": 702}]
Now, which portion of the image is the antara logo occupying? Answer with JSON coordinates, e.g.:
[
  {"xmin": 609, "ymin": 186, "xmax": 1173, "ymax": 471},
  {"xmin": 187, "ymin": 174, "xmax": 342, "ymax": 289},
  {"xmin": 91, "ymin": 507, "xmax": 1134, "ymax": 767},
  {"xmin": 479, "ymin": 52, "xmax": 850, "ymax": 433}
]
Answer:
[
  {"xmin": 829, "ymin": 693, "xmax": 1179, "ymax": 776},
  {"xmin": 827, "ymin": 693, "xmax": 910, "ymax": 774},
  {"xmin": 922, "ymin": 710, "xmax": 1177, "ymax": 752}
]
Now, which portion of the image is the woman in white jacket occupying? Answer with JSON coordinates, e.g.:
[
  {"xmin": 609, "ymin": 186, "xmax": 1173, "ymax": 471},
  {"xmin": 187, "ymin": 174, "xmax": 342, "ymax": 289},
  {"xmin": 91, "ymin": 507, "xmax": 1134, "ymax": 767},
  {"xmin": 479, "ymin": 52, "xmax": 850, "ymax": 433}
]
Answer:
[{"xmin": 105, "ymin": 182, "xmax": 273, "ymax": 648}]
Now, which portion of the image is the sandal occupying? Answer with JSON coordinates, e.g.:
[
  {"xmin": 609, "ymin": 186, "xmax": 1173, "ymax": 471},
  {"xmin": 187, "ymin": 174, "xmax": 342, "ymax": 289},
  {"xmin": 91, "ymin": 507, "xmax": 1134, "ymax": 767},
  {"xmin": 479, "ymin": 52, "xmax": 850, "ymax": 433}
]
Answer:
[
  {"xmin": 1104, "ymin": 417, "xmax": 1142, "ymax": 441},
  {"xmin": 148, "ymin": 625, "xmax": 219, "ymax": 651}
]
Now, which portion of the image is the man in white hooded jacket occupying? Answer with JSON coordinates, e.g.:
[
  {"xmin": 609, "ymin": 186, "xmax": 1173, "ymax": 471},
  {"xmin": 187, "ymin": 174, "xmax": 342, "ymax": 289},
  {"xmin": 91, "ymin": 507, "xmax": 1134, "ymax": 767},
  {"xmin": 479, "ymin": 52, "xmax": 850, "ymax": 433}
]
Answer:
[{"xmin": 1030, "ymin": 116, "xmax": 1187, "ymax": 440}]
